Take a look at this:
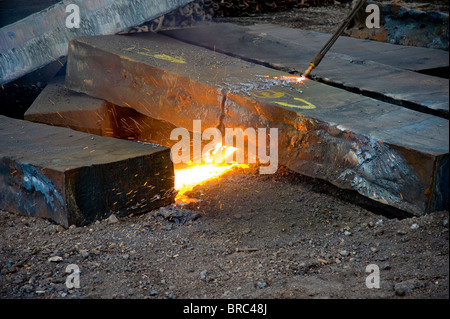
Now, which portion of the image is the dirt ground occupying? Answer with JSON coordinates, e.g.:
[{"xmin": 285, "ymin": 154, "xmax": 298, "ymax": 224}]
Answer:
[
  {"xmin": 214, "ymin": 3, "xmax": 350, "ymax": 33},
  {"xmin": 213, "ymin": 0, "xmax": 449, "ymax": 33},
  {"xmin": 0, "ymin": 3, "xmax": 448, "ymax": 301},
  {"xmin": 1, "ymin": 164, "xmax": 448, "ymax": 300}
]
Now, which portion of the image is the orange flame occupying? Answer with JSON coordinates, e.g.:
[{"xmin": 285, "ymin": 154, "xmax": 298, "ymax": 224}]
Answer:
[
  {"xmin": 174, "ymin": 143, "xmax": 249, "ymax": 204},
  {"xmin": 264, "ymin": 74, "xmax": 308, "ymax": 84},
  {"xmin": 280, "ymin": 75, "xmax": 307, "ymax": 84}
]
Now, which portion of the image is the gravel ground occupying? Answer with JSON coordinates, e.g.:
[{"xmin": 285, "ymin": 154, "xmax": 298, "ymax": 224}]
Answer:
[
  {"xmin": 1, "ymin": 165, "xmax": 448, "ymax": 299},
  {"xmin": 214, "ymin": 4, "xmax": 350, "ymax": 33}
]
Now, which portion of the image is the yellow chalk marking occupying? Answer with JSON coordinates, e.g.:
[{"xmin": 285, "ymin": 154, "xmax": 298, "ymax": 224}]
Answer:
[
  {"xmin": 124, "ymin": 45, "xmax": 136, "ymax": 51},
  {"xmin": 152, "ymin": 54, "xmax": 186, "ymax": 64},
  {"xmin": 251, "ymin": 90, "xmax": 285, "ymax": 99},
  {"xmin": 124, "ymin": 45, "xmax": 186, "ymax": 64},
  {"xmin": 275, "ymin": 98, "xmax": 316, "ymax": 110},
  {"xmin": 250, "ymin": 89, "xmax": 316, "ymax": 109}
]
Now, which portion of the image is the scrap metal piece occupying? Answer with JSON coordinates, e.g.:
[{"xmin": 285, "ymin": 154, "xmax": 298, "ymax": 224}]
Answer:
[
  {"xmin": 0, "ymin": 0, "xmax": 194, "ymax": 85},
  {"xmin": 0, "ymin": 115, "xmax": 175, "ymax": 226}
]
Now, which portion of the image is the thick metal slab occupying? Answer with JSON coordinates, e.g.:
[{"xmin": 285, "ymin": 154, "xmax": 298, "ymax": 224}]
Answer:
[
  {"xmin": 65, "ymin": 32, "xmax": 449, "ymax": 215},
  {"xmin": 161, "ymin": 23, "xmax": 449, "ymax": 118},
  {"xmin": 25, "ymin": 76, "xmax": 180, "ymax": 147},
  {"xmin": 0, "ymin": 115, "xmax": 174, "ymax": 226},
  {"xmin": 66, "ymin": 33, "xmax": 225, "ymax": 132},
  {"xmin": 25, "ymin": 76, "xmax": 111, "ymax": 135},
  {"xmin": 246, "ymin": 23, "xmax": 450, "ymax": 72},
  {"xmin": 0, "ymin": 0, "xmax": 193, "ymax": 85}
]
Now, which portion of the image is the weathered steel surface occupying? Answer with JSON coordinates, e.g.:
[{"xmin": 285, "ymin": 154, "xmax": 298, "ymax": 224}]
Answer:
[
  {"xmin": 66, "ymin": 34, "xmax": 225, "ymax": 132},
  {"xmin": 243, "ymin": 23, "xmax": 449, "ymax": 72},
  {"xmin": 65, "ymin": 32, "xmax": 449, "ymax": 215},
  {"xmin": 0, "ymin": 0, "xmax": 193, "ymax": 85},
  {"xmin": 25, "ymin": 76, "xmax": 111, "ymax": 135},
  {"xmin": 161, "ymin": 23, "xmax": 449, "ymax": 118},
  {"xmin": 25, "ymin": 76, "xmax": 179, "ymax": 146},
  {"xmin": 0, "ymin": 115, "xmax": 174, "ymax": 226}
]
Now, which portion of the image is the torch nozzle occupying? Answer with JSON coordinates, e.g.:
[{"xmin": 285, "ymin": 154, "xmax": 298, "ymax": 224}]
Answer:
[
  {"xmin": 302, "ymin": 0, "xmax": 368, "ymax": 79},
  {"xmin": 303, "ymin": 64, "xmax": 315, "ymax": 78}
]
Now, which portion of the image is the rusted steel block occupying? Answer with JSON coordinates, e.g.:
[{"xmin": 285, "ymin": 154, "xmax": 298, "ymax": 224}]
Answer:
[
  {"xmin": 65, "ymin": 32, "xmax": 448, "ymax": 215},
  {"xmin": 223, "ymin": 85, "xmax": 449, "ymax": 216},
  {"xmin": 0, "ymin": 115, "xmax": 174, "ymax": 226},
  {"xmin": 163, "ymin": 23, "xmax": 450, "ymax": 73},
  {"xmin": 25, "ymin": 76, "xmax": 111, "ymax": 135},
  {"xmin": 25, "ymin": 76, "xmax": 180, "ymax": 147},
  {"xmin": 66, "ymin": 34, "xmax": 224, "ymax": 132},
  {"xmin": 0, "ymin": 0, "xmax": 194, "ymax": 85},
  {"xmin": 162, "ymin": 23, "xmax": 449, "ymax": 118}
]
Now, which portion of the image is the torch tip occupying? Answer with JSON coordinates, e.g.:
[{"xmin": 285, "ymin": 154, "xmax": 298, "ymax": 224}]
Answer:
[{"xmin": 303, "ymin": 64, "xmax": 315, "ymax": 78}]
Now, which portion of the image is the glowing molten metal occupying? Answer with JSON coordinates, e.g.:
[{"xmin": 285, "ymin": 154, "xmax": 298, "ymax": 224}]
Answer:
[
  {"xmin": 174, "ymin": 143, "xmax": 249, "ymax": 204},
  {"xmin": 263, "ymin": 74, "xmax": 308, "ymax": 85}
]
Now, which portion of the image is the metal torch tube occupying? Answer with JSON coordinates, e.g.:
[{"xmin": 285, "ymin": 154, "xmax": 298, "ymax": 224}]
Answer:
[{"xmin": 303, "ymin": 0, "xmax": 368, "ymax": 77}]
